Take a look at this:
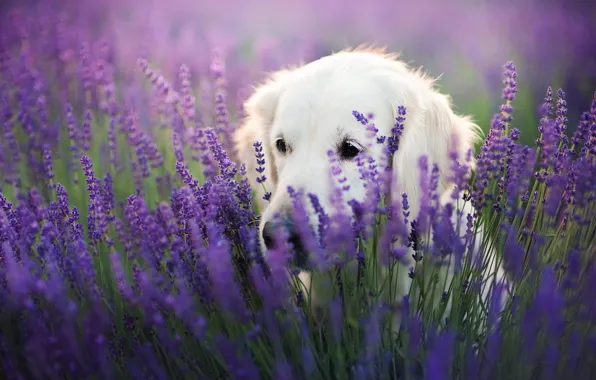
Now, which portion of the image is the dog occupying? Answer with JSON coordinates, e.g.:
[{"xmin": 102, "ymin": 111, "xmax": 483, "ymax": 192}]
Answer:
[{"xmin": 233, "ymin": 46, "xmax": 509, "ymax": 334}]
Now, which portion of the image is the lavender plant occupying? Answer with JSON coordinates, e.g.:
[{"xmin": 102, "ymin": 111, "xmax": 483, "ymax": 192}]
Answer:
[{"xmin": 1, "ymin": 4, "xmax": 596, "ymax": 380}]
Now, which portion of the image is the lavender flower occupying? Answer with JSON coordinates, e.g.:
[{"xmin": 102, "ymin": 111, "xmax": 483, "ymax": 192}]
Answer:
[
  {"xmin": 42, "ymin": 144, "xmax": 54, "ymax": 183},
  {"xmin": 500, "ymin": 61, "xmax": 518, "ymax": 124},
  {"xmin": 81, "ymin": 155, "xmax": 102, "ymax": 244},
  {"xmin": 178, "ymin": 64, "xmax": 196, "ymax": 123},
  {"xmin": 387, "ymin": 105, "xmax": 406, "ymax": 156},
  {"xmin": 425, "ymin": 330, "xmax": 456, "ymax": 380},
  {"xmin": 81, "ymin": 109, "xmax": 93, "ymax": 152}
]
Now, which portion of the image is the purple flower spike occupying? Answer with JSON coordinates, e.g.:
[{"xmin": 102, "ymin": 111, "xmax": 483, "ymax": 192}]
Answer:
[
  {"xmin": 81, "ymin": 109, "xmax": 93, "ymax": 152},
  {"xmin": 42, "ymin": 144, "xmax": 54, "ymax": 183},
  {"xmin": 387, "ymin": 105, "xmax": 406, "ymax": 156},
  {"xmin": 425, "ymin": 330, "xmax": 456, "ymax": 380},
  {"xmin": 178, "ymin": 64, "xmax": 196, "ymax": 123},
  {"xmin": 253, "ymin": 141, "xmax": 267, "ymax": 182}
]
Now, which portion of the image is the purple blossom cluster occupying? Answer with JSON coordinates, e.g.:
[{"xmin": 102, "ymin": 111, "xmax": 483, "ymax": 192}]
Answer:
[{"xmin": 1, "ymin": 3, "xmax": 596, "ymax": 380}]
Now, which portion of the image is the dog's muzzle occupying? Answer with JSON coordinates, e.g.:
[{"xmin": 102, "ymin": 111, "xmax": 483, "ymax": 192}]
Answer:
[{"xmin": 262, "ymin": 217, "xmax": 310, "ymax": 270}]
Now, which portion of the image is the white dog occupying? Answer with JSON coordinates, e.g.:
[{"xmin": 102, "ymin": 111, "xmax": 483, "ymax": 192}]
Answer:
[{"xmin": 233, "ymin": 46, "xmax": 509, "ymax": 334}]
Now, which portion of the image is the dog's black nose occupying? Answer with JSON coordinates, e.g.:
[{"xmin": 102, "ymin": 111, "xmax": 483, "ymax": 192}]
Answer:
[
  {"xmin": 262, "ymin": 219, "xmax": 309, "ymax": 268},
  {"xmin": 262, "ymin": 219, "xmax": 301, "ymax": 249},
  {"xmin": 262, "ymin": 221, "xmax": 276, "ymax": 250}
]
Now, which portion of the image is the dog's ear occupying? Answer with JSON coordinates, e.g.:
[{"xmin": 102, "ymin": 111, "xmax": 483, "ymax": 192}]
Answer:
[
  {"xmin": 243, "ymin": 69, "xmax": 291, "ymax": 126},
  {"xmin": 233, "ymin": 69, "xmax": 293, "ymax": 212},
  {"xmin": 389, "ymin": 82, "xmax": 481, "ymax": 219},
  {"xmin": 421, "ymin": 91, "xmax": 482, "ymax": 175}
]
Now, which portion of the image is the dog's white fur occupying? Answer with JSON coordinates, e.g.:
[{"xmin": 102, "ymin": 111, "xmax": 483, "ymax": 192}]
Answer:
[{"xmin": 234, "ymin": 46, "xmax": 509, "ymax": 333}]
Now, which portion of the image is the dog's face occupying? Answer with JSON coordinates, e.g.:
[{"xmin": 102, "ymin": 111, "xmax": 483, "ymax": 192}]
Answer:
[
  {"xmin": 261, "ymin": 76, "xmax": 392, "ymax": 262},
  {"xmin": 234, "ymin": 48, "xmax": 481, "ymax": 263}
]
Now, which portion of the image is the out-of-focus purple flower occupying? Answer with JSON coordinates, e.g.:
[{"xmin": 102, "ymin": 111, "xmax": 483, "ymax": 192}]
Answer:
[
  {"xmin": 211, "ymin": 48, "xmax": 235, "ymax": 152},
  {"xmin": 354, "ymin": 303, "xmax": 383, "ymax": 379},
  {"xmin": 425, "ymin": 330, "xmax": 456, "ymax": 380},
  {"xmin": 569, "ymin": 154, "xmax": 596, "ymax": 214},
  {"xmin": 42, "ymin": 143, "xmax": 54, "ymax": 183},
  {"xmin": 504, "ymin": 145, "xmax": 537, "ymax": 219},
  {"xmin": 178, "ymin": 64, "xmax": 196, "ymax": 123},
  {"xmin": 137, "ymin": 58, "xmax": 180, "ymax": 106},
  {"xmin": 402, "ymin": 295, "xmax": 423, "ymax": 362},
  {"xmin": 79, "ymin": 41, "xmax": 93, "ymax": 100},
  {"xmin": 109, "ymin": 249, "xmax": 133, "ymax": 301},
  {"xmin": 416, "ymin": 155, "xmax": 432, "ymax": 236},
  {"xmin": 127, "ymin": 343, "xmax": 169, "ymax": 380},
  {"xmin": 172, "ymin": 127, "xmax": 185, "ymax": 163},
  {"xmin": 520, "ymin": 267, "xmax": 566, "ymax": 371},
  {"xmin": 215, "ymin": 335, "xmax": 261, "ymax": 379},
  {"xmin": 307, "ymin": 193, "xmax": 329, "ymax": 247},
  {"xmin": 323, "ymin": 151, "xmax": 358, "ymax": 267},
  {"xmin": 134, "ymin": 142, "xmax": 151, "ymax": 180},
  {"xmin": 2, "ymin": 98, "xmax": 20, "ymax": 185},
  {"xmin": 378, "ymin": 197, "xmax": 409, "ymax": 266},
  {"xmin": 2, "ymin": 239, "xmax": 32, "ymax": 301},
  {"xmin": 81, "ymin": 109, "xmax": 92, "ymax": 152},
  {"xmin": 447, "ymin": 134, "xmax": 474, "ymax": 202},
  {"xmin": 64, "ymin": 103, "xmax": 80, "ymax": 182},
  {"xmin": 501, "ymin": 222, "xmax": 528, "ymax": 282},
  {"xmin": 188, "ymin": 126, "xmax": 205, "ymax": 163},
  {"xmin": 104, "ymin": 115, "xmax": 118, "ymax": 169},
  {"xmin": 101, "ymin": 173, "xmax": 115, "ymax": 217},
  {"xmin": 251, "ymin": 229, "xmax": 292, "ymax": 312},
  {"xmin": 199, "ymin": 217, "xmax": 250, "ymax": 321}
]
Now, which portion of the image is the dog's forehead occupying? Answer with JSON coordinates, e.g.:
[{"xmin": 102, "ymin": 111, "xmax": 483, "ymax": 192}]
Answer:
[{"xmin": 274, "ymin": 74, "xmax": 394, "ymax": 141}]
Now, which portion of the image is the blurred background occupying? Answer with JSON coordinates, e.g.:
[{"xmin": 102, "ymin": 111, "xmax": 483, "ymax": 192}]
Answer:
[{"xmin": 2, "ymin": 0, "xmax": 596, "ymax": 146}]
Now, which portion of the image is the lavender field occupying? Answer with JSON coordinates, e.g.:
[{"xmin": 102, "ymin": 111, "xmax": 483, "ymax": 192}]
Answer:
[{"xmin": 1, "ymin": 0, "xmax": 596, "ymax": 379}]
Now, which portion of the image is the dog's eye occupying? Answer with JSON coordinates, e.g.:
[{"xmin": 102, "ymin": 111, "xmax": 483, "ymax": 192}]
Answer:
[
  {"xmin": 275, "ymin": 138, "xmax": 288, "ymax": 154},
  {"xmin": 339, "ymin": 141, "xmax": 361, "ymax": 160}
]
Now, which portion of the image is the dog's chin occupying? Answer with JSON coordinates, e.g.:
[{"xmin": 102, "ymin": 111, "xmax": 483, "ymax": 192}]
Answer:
[{"xmin": 257, "ymin": 241, "xmax": 313, "ymax": 273}]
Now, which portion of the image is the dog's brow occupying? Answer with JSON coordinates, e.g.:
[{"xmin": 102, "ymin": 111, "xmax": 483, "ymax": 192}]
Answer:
[
  {"xmin": 335, "ymin": 133, "xmax": 352, "ymax": 149},
  {"xmin": 335, "ymin": 127, "xmax": 351, "ymax": 147}
]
